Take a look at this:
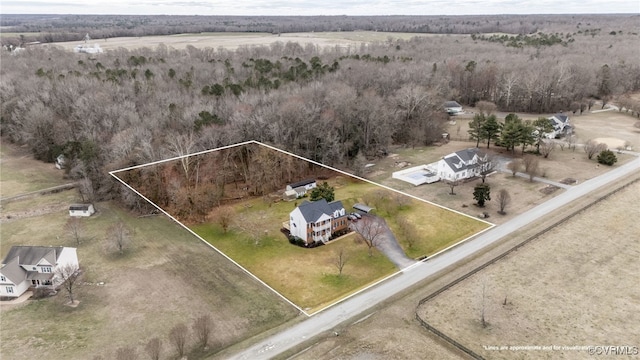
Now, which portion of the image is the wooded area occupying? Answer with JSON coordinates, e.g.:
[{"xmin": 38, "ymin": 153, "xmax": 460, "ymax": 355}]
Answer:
[{"xmin": 1, "ymin": 14, "xmax": 639, "ymax": 209}]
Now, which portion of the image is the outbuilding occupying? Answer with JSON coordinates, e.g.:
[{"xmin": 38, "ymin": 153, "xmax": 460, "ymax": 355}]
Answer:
[
  {"xmin": 353, "ymin": 203, "xmax": 374, "ymax": 214},
  {"xmin": 69, "ymin": 204, "xmax": 95, "ymax": 217}
]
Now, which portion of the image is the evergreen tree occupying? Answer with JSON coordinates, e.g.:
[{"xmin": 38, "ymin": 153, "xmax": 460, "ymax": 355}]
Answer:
[
  {"xmin": 310, "ymin": 182, "xmax": 335, "ymax": 202},
  {"xmin": 473, "ymin": 183, "xmax": 491, "ymax": 207}
]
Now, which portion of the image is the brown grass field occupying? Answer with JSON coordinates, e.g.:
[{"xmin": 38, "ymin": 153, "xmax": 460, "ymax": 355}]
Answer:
[
  {"xmin": 49, "ymin": 31, "xmax": 448, "ymax": 52},
  {"xmin": 0, "ymin": 144, "xmax": 297, "ymax": 360}
]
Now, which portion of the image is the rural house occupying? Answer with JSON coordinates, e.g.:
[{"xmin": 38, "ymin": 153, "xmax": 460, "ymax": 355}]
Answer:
[
  {"xmin": 0, "ymin": 246, "xmax": 79, "ymax": 298},
  {"xmin": 289, "ymin": 199, "xmax": 348, "ymax": 245},
  {"xmin": 444, "ymin": 101, "xmax": 463, "ymax": 115},
  {"xmin": 437, "ymin": 148, "xmax": 491, "ymax": 182},
  {"xmin": 285, "ymin": 179, "xmax": 317, "ymax": 198},
  {"xmin": 69, "ymin": 204, "xmax": 95, "ymax": 217},
  {"xmin": 545, "ymin": 113, "xmax": 572, "ymax": 138}
]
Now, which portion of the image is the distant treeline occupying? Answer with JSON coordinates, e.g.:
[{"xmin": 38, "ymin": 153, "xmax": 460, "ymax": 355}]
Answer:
[{"xmin": 2, "ymin": 13, "xmax": 638, "ymax": 46}]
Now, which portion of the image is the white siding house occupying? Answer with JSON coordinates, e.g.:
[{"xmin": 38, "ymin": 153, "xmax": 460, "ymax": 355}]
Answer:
[
  {"xmin": 0, "ymin": 246, "xmax": 79, "ymax": 298},
  {"xmin": 285, "ymin": 179, "xmax": 317, "ymax": 197},
  {"xmin": 69, "ymin": 204, "xmax": 95, "ymax": 217},
  {"xmin": 437, "ymin": 148, "xmax": 490, "ymax": 182}
]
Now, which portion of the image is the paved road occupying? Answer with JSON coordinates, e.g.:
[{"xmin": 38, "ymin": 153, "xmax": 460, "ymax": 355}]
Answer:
[{"xmin": 230, "ymin": 155, "xmax": 640, "ymax": 360}]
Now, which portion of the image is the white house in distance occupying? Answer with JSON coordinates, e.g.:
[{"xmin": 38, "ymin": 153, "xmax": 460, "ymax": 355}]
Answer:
[
  {"xmin": 285, "ymin": 179, "xmax": 317, "ymax": 199},
  {"xmin": 437, "ymin": 148, "xmax": 490, "ymax": 182},
  {"xmin": 0, "ymin": 246, "xmax": 79, "ymax": 298},
  {"xmin": 69, "ymin": 204, "xmax": 95, "ymax": 217},
  {"xmin": 545, "ymin": 113, "xmax": 572, "ymax": 139},
  {"xmin": 444, "ymin": 101, "xmax": 463, "ymax": 115},
  {"xmin": 289, "ymin": 199, "xmax": 348, "ymax": 245}
]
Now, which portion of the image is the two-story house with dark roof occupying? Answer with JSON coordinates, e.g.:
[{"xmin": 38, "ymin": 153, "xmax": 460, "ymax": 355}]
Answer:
[{"xmin": 289, "ymin": 199, "xmax": 348, "ymax": 245}]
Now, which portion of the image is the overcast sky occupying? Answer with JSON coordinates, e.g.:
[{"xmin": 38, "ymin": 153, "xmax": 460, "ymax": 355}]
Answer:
[{"xmin": 2, "ymin": 0, "xmax": 639, "ymax": 16}]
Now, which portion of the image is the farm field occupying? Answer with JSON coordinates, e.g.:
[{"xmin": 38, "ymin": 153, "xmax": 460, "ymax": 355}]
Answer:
[
  {"xmin": 416, "ymin": 179, "xmax": 640, "ymax": 359},
  {"xmin": 48, "ymin": 31, "xmax": 446, "ymax": 51},
  {"xmin": 0, "ymin": 144, "xmax": 296, "ymax": 360}
]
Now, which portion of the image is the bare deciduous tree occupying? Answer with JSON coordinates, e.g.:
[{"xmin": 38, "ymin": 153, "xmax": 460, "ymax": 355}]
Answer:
[
  {"xmin": 497, "ymin": 189, "xmax": 511, "ymax": 215},
  {"xmin": 353, "ymin": 216, "xmax": 387, "ymax": 257},
  {"xmin": 444, "ymin": 179, "xmax": 460, "ymax": 195},
  {"xmin": 506, "ymin": 159, "xmax": 522, "ymax": 177},
  {"xmin": 397, "ymin": 217, "xmax": 418, "ymax": 249},
  {"xmin": 332, "ymin": 247, "xmax": 350, "ymax": 276},
  {"xmin": 169, "ymin": 323, "xmax": 189, "ymax": 358},
  {"xmin": 522, "ymin": 155, "xmax": 540, "ymax": 181},
  {"xmin": 567, "ymin": 135, "xmax": 577, "ymax": 151},
  {"xmin": 215, "ymin": 206, "xmax": 233, "ymax": 233},
  {"xmin": 193, "ymin": 314, "xmax": 213, "ymax": 349},
  {"xmin": 64, "ymin": 217, "xmax": 86, "ymax": 246},
  {"xmin": 145, "ymin": 337, "xmax": 162, "ymax": 360},
  {"xmin": 539, "ymin": 139, "xmax": 556, "ymax": 158},
  {"xmin": 476, "ymin": 154, "xmax": 496, "ymax": 183},
  {"xmin": 106, "ymin": 221, "xmax": 133, "ymax": 255},
  {"xmin": 54, "ymin": 263, "xmax": 81, "ymax": 304},
  {"xmin": 584, "ymin": 139, "xmax": 607, "ymax": 160}
]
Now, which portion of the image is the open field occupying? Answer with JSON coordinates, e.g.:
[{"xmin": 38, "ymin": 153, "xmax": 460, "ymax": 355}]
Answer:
[
  {"xmin": 282, "ymin": 168, "xmax": 640, "ymax": 360},
  {"xmin": 417, "ymin": 180, "xmax": 640, "ymax": 359},
  {"xmin": 0, "ymin": 144, "xmax": 296, "ymax": 360},
  {"xmin": 48, "ymin": 31, "xmax": 446, "ymax": 51},
  {"xmin": 0, "ymin": 143, "xmax": 69, "ymax": 197}
]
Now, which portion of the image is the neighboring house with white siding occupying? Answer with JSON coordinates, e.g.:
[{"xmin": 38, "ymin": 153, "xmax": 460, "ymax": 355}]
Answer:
[
  {"xmin": 69, "ymin": 204, "xmax": 95, "ymax": 217},
  {"xmin": 0, "ymin": 246, "xmax": 79, "ymax": 298},
  {"xmin": 285, "ymin": 179, "xmax": 317, "ymax": 197},
  {"xmin": 437, "ymin": 148, "xmax": 490, "ymax": 182}
]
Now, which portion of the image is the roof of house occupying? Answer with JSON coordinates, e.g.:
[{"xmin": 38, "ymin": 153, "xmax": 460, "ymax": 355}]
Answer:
[
  {"xmin": 296, "ymin": 199, "xmax": 345, "ymax": 223},
  {"xmin": 69, "ymin": 204, "xmax": 92, "ymax": 211},
  {"xmin": 289, "ymin": 178, "xmax": 316, "ymax": 189},
  {"xmin": 444, "ymin": 101, "xmax": 462, "ymax": 108},
  {"xmin": 353, "ymin": 203, "xmax": 374, "ymax": 213},
  {"xmin": 0, "ymin": 257, "xmax": 26, "ymax": 284},
  {"xmin": 551, "ymin": 114, "xmax": 569, "ymax": 123},
  {"xmin": 442, "ymin": 148, "xmax": 481, "ymax": 173},
  {"xmin": 2, "ymin": 246, "xmax": 64, "ymax": 267}
]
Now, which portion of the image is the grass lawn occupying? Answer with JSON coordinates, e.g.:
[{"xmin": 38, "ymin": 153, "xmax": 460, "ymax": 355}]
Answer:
[
  {"xmin": 191, "ymin": 177, "xmax": 490, "ymax": 312},
  {"xmin": 0, "ymin": 143, "xmax": 69, "ymax": 197}
]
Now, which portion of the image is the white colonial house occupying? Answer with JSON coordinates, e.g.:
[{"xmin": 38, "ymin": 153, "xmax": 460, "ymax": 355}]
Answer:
[
  {"xmin": 285, "ymin": 179, "xmax": 317, "ymax": 198},
  {"xmin": 289, "ymin": 199, "xmax": 348, "ymax": 245},
  {"xmin": 69, "ymin": 204, "xmax": 95, "ymax": 217},
  {"xmin": 0, "ymin": 246, "xmax": 79, "ymax": 298},
  {"xmin": 545, "ymin": 113, "xmax": 572, "ymax": 139},
  {"xmin": 437, "ymin": 148, "xmax": 491, "ymax": 182}
]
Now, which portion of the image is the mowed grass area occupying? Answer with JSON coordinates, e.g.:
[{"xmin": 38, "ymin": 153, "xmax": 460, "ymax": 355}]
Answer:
[
  {"xmin": 0, "ymin": 143, "xmax": 69, "ymax": 197},
  {"xmin": 191, "ymin": 177, "xmax": 490, "ymax": 312},
  {"xmin": 0, "ymin": 145, "xmax": 296, "ymax": 360}
]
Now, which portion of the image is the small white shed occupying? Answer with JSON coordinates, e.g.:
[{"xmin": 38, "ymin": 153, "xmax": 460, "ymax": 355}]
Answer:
[{"xmin": 69, "ymin": 204, "xmax": 95, "ymax": 217}]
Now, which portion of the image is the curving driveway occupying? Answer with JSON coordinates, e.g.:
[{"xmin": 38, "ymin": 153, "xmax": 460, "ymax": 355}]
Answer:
[{"xmin": 350, "ymin": 215, "xmax": 417, "ymax": 269}]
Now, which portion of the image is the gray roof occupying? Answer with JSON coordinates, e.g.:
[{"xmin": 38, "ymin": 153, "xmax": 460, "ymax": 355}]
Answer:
[
  {"xmin": 353, "ymin": 203, "xmax": 374, "ymax": 213},
  {"xmin": 289, "ymin": 178, "xmax": 316, "ymax": 189},
  {"xmin": 69, "ymin": 204, "xmax": 92, "ymax": 211},
  {"xmin": 552, "ymin": 114, "xmax": 569, "ymax": 123},
  {"xmin": 444, "ymin": 101, "xmax": 462, "ymax": 108},
  {"xmin": 2, "ymin": 246, "xmax": 63, "ymax": 267},
  {"xmin": 297, "ymin": 199, "xmax": 345, "ymax": 223},
  {"xmin": 0, "ymin": 257, "xmax": 26, "ymax": 285},
  {"xmin": 443, "ymin": 148, "xmax": 481, "ymax": 173}
]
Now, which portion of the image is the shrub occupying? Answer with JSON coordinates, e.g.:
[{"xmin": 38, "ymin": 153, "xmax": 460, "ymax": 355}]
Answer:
[{"xmin": 597, "ymin": 149, "xmax": 617, "ymax": 166}]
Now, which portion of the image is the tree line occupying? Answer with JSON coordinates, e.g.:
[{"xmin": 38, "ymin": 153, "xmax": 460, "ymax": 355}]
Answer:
[{"xmin": 1, "ymin": 23, "xmax": 639, "ymax": 208}]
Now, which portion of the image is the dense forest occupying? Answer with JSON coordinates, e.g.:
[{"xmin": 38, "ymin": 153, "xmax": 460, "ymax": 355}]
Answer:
[{"xmin": 1, "ymin": 14, "xmax": 639, "ymax": 210}]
